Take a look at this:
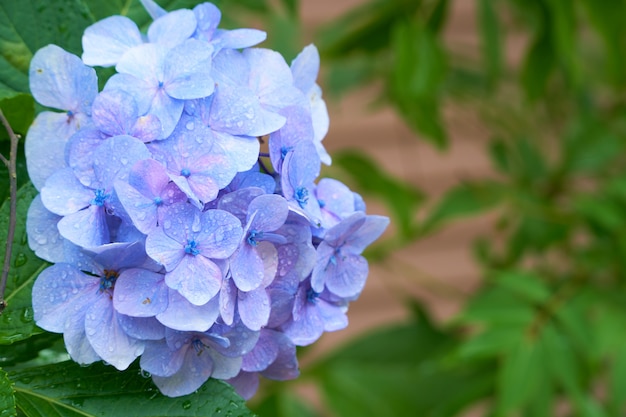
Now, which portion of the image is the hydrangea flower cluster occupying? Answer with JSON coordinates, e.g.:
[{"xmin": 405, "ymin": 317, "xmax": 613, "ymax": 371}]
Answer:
[{"xmin": 26, "ymin": 0, "xmax": 389, "ymax": 398}]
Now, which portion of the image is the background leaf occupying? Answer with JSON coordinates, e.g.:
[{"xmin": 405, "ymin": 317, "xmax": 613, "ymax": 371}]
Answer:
[{"xmin": 0, "ymin": 367, "xmax": 16, "ymax": 417}]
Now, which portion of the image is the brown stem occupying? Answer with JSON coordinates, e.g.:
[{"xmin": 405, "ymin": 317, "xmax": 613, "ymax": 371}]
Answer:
[{"xmin": 0, "ymin": 109, "xmax": 19, "ymax": 314}]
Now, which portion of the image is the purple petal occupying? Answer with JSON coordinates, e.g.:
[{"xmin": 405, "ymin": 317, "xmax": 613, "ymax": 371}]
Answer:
[
  {"xmin": 227, "ymin": 371, "xmax": 259, "ymax": 400},
  {"xmin": 242, "ymin": 330, "xmax": 279, "ymax": 372},
  {"xmin": 219, "ymin": 277, "xmax": 237, "ymax": 325},
  {"xmin": 118, "ymin": 315, "xmax": 166, "ymax": 340},
  {"xmin": 157, "ymin": 289, "xmax": 220, "ymax": 332},
  {"xmin": 164, "ymin": 255, "xmax": 222, "ymax": 305},
  {"xmin": 346, "ymin": 215, "xmax": 390, "ymax": 254},
  {"xmin": 91, "ymin": 89, "xmax": 138, "ymax": 136},
  {"xmin": 217, "ymin": 187, "xmax": 265, "ymax": 224},
  {"xmin": 113, "ymin": 268, "xmax": 168, "ymax": 317},
  {"xmin": 66, "ymin": 128, "xmax": 106, "ymax": 188},
  {"xmin": 195, "ymin": 209, "xmax": 243, "ymax": 258},
  {"xmin": 152, "ymin": 345, "xmax": 215, "ymax": 397},
  {"xmin": 29, "ymin": 45, "xmax": 97, "ymax": 113},
  {"xmin": 92, "ymin": 135, "xmax": 151, "ymax": 188},
  {"xmin": 140, "ymin": 338, "xmax": 186, "ymax": 377},
  {"xmin": 82, "ymin": 16, "xmax": 143, "ymax": 67}
]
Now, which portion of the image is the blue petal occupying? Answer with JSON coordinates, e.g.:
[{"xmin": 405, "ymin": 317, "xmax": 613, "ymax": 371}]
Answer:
[
  {"xmin": 248, "ymin": 194, "xmax": 289, "ymax": 232},
  {"xmin": 345, "ymin": 215, "xmax": 390, "ymax": 254},
  {"xmin": 82, "ymin": 16, "xmax": 143, "ymax": 67},
  {"xmin": 66, "ymin": 128, "xmax": 106, "ymax": 188},
  {"xmin": 230, "ymin": 244, "xmax": 264, "ymax": 292},
  {"xmin": 140, "ymin": 339, "xmax": 186, "ymax": 377},
  {"xmin": 242, "ymin": 329, "xmax": 279, "ymax": 372},
  {"xmin": 212, "ymin": 29, "xmax": 267, "ymax": 50},
  {"xmin": 85, "ymin": 296, "xmax": 145, "ymax": 370},
  {"xmin": 193, "ymin": 2, "xmax": 221, "ymax": 41},
  {"xmin": 118, "ymin": 315, "xmax": 166, "ymax": 340},
  {"xmin": 152, "ymin": 344, "xmax": 215, "ymax": 397},
  {"xmin": 29, "ymin": 45, "xmax": 97, "ymax": 113},
  {"xmin": 92, "ymin": 135, "xmax": 151, "ymax": 189},
  {"xmin": 139, "ymin": 0, "xmax": 167, "ymax": 20},
  {"xmin": 91, "ymin": 89, "xmax": 138, "ymax": 136},
  {"xmin": 145, "ymin": 227, "xmax": 185, "ymax": 270},
  {"xmin": 195, "ymin": 209, "xmax": 243, "ymax": 258}
]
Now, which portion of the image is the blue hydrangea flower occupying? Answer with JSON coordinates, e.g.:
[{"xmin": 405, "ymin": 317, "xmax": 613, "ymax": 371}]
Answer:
[
  {"xmin": 145, "ymin": 203, "xmax": 242, "ymax": 305},
  {"xmin": 311, "ymin": 212, "xmax": 390, "ymax": 298}
]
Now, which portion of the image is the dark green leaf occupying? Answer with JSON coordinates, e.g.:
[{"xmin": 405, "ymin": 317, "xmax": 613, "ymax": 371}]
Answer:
[
  {"xmin": 545, "ymin": 0, "xmax": 580, "ymax": 88},
  {"xmin": 478, "ymin": 0, "xmax": 502, "ymax": 89},
  {"xmin": 332, "ymin": 150, "xmax": 424, "ymax": 240},
  {"xmin": 0, "ymin": 333, "xmax": 63, "ymax": 368},
  {"xmin": 264, "ymin": 14, "xmax": 300, "ymax": 62},
  {"xmin": 316, "ymin": 0, "xmax": 422, "ymax": 58},
  {"xmin": 279, "ymin": 0, "xmax": 298, "ymax": 17},
  {"xmin": 324, "ymin": 56, "xmax": 379, "ymax": 98},
  {"xmin": 492, "ymin": 270, "xmax": 550, "ymax": 304},
  {"xmin": 426, "ymin": 0, "xmax": 450, "ymax": 35},
  {"xmin": 9, "ymin": 360, "xmax": 254, "ymax": 417},
  {"xmin": 0, "ymin": 367, "xmax": 16, "ymax": 417},
  {"xmin": 0, "ymin": 0, "xmax": 93, "ymax": 98},
  {"xmin": 0, "ymin": 183, "xmax": 49, "ymax": 344},
  {"xmin": 422, "ymin": 181, "xmax": 504, "ymax": 233}
]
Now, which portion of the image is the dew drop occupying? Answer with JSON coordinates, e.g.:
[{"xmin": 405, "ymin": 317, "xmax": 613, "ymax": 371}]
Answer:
[
  {"xmin": 185, "ymin": 122, "xmax": 195, "ymax": 131},
  {"xmin": 13, "ymin": 253, "xmax": 27, "ymax": 267},
  {"xmin": 182, "ymin": 400, "xmax": 192, "ymax": 410}
]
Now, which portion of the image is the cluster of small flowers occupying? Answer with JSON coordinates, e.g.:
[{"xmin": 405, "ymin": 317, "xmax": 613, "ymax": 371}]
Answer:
[{"xmin": 26, "ymin": 0, "xmax": 389, "ymax": 398}]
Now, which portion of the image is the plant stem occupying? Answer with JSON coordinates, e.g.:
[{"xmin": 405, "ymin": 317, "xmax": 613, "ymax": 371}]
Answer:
[{"xmin": 0, "ymin": 109, "xmax": 19, "ymax": 314}]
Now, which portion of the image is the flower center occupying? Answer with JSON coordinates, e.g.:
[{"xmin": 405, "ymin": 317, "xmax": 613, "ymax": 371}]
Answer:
[
  {"xmin": 153, "ymin": 196, "xmax": 163, "ymax": 206},
  {"xmin": 295, "ymin": 187, "xmax": 309, "ymax": 208},
  {"xmin": 91, "ymin": 189, "xmax": 109, "ymax": 207},
  {"xmin": 184, "ymin": 239, "xmax": 200, "ymax": 256},
  {"xmin": 181, "ymin": 168, "xmax": 191, "ymax": 178},
  {"xmin": 100, "ymin": 269, "xmax": 119, "ymax": 292}
]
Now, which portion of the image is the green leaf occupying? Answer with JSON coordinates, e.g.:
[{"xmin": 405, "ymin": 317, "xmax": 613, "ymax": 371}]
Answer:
[
  {"xmin": 521, "ymin": 29, "xmax": 554, "ymax": 101},
  {"xmin": 0, "ymin": 333, "xmax": 63, "ymax": 368},
  {"xmin": 389, "ymin": 21, "xmax": 447, "ymax": 147},
  {"xmin": 0, "ymin": 182, "xmax": 49, "ymax": 345},
  {"xmin": 492, "ymin": 270, "xmax": 550, "ymax": 304},
  {"xmin": 253, "ymin": 391, "xmax": 320, "ymax": 417},
  {"xmin": 426, "ymin": 0, "xmax": 450, "ymax": 35},
  {"xmin": 332, "ymin": 150, "xmax": 424, "ymax": 240},
  {"xmin": 0, "ymin": 0, "xmax": 93, "ymax": 98},
  {"xmin": 0, "ymin": 93, "xmax": 35, "ymax": 141},
  {"xmin": 9, "ymin": 360, "xmax": 254, "ymax": 417},
  {"xmin": 279, "ymin": 0, "xmax": 298, "ymax": 17},
  {"xmin": 496, "ymin": 335, "xmax": 544, "ymax": 415},
  {"xmin": 545, "ymin": 0, "xmax": 580, "ymax": 88},
  {"xmin": 0, "ymin": 367, "xmax": 16, "ymax": 417},
  {"xmin": 422, "ymin": 181, "xmax": 504, "ymax": 233},
  {"xmin": 478, "ymin": 0, "xmax": 502, "ymax": 89}
]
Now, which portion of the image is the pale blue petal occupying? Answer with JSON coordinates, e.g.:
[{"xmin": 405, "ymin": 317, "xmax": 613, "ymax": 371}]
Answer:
[
  {"xmin": 208, "ymin": 85, "xmax": 261, "ymax": 135},
  {"xmin": 346, "ymin": 215, "xmax": 390, "ymax": 254},
  {"xmin": 212, "ymin": 29, "xmax": 267, "ymax": 50},
  {"xmin": 156, "ymin": 289, "xmax": 219, "ymax": 332},
  {"xmin": 164, "ymin": 40, "xmax": 214, "ymax": 100},
  {"xmin": 145, "ymin": 227, "xmax": 185, "ymax": 270},
  {"xmin": 66, "ymin": 128, "xmax": 106, "ymax": 188},
  {"xmin": 113, "ymin": 268, "xmax": 168, "ymax": 317},
  {"xmin": 115, "ymin": 43, "xmax": 166, "ymax": 83},
  {"xmin": 148, "ymin": 89, "xmax": 184, "ymax": 139},
  {"xmin": 63, "ymin": 309, "xmax": 101, "ymax": 365},
  {"xmin": 25, "ymin": 111, "xmax": 83, "ymax": 191},
  {"xmin": 118, "ymin": 315, "xmax": 165, "ymax": 340},
  {"xmin": 193, "ymin": 2, "xmax": 221, "ymax": 41},
  {"xmin": 92, "ymin": 135, "xmax": 151, "ymax": 188},
  {"xmin": 195, "ymin": 209, "xmax": 243, "ymax": 258},
  {"xmin": 206, "ymin": 349, "xmax": 242, "ymax": 380},
  {"xmin": 238, "ymin": 287, "xmax": 270, "ymax": 331},
  {"xmin": 248, "ymin": 194, "xmax": 289, "ymax": 232},
  {"xmin": 114, "ymin": 179, "xmax": 159, "ymax": 235},
  {"xmin": 104, "ymin": 74, "xmax": 155, "ymax": 116},
  {"xmin": 27, "ymin": 195, "xmax": 64, "ymax": 263},
  {"xmin": 164, "ymin": 255, "xmax": 222, "ymax": 305},
  {"xmin": 91, "ymin": 89, "xmax": 138, "ymax": 136},
  {"xmin": 219, "ymin": 277, "xmax": 236, "ymax": 325},
  {"xmin": 41, "ymin": 168, "xmax": 92, "ymax": 216},
  {"xmin": 148, "ymin": 9, "xmax": 196, "ymax": 48},
  {"xmin": 211, "ymin": 49, "xmax": 249, "ymax": 88},
  {"xmin": 269, "ymin": 105, "xmax": 313, "ymax": 173},
  {"xmin": 82, "ymin": 16, "xmax": 143, "ymax": 67},
  {"xmin": 230, "ymin": 244, "xmax": 264, "ymax": 292},
  {"xmin": 214, "ymin": 132, "xmax": 260, "ymax": 172},
  {"xmin": 57, "ymin": 205, "xmax": 110, "ymax": 248},
  {"xmin": 140, "ymin": 339, "xmax": 185, "ymax": 377},
  {"xmin": 32, "ymin": 263, "xmax": 98, "ymax": 333},
  {"xmin": 152, "ymin": 345, "xmax": 214, "ymax": 397},
  {"xmin": 131, "ymin": 114, "xmax": 162, "ymax": 142},
  {"xmin": 320, "ymin": 251, "xmax": 368, "ymax": 298},
  {"xmin": 85, "ymin": 296, "xmax": 144, "ymax": 370},
  {"xmin": 290, "ymin": 44, "xmax": 320, "ymax": 93},
  {"xmin": 139, "ymin": 0, "xmax": 167, "ymax": 20},
  {"xmin": 29, "ymin": 44, "xmax": 97, "ymax": 112},
  {"xmin": 217, "ymin": 186, "xmax": 265, "ymax": 224}
]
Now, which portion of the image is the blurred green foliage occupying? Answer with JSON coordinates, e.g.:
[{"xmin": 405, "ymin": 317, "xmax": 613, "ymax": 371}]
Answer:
[{"xmin": 2, "ymin": 0, "xmax": 626, "ymax": 416}]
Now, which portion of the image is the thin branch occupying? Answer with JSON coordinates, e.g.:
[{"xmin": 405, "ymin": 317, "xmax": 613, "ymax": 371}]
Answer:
[{"xmin": 0, "ymin": 109, "xmax": 19, "ymax": 314}]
